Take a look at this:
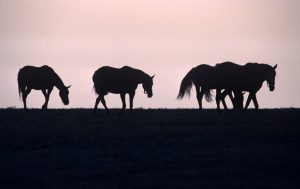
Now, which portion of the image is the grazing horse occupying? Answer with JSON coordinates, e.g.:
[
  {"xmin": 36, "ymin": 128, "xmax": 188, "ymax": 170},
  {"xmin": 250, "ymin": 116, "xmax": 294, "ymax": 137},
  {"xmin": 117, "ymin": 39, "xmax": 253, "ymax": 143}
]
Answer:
[
  {"xmin": 93, "ymin": 66, "xmax": 154, "ymax": 115},
  {"xmin": 18, "ymin": 65, "xmax": 71, "ymax": 109},
  {"xmin": 176, "ymin": 64, "xmax": 238, "ymax": 110},
  {"xmin": 215, "ymin": 62, "xmax": 277, "ymax": 112}
]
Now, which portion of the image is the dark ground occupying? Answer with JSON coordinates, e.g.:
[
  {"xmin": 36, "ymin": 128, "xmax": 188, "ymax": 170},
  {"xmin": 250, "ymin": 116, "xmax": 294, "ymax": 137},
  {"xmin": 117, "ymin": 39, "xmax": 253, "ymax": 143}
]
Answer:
[{"xmin": 0, "ymin": 108, "xmax": 299, "ymax": 189}]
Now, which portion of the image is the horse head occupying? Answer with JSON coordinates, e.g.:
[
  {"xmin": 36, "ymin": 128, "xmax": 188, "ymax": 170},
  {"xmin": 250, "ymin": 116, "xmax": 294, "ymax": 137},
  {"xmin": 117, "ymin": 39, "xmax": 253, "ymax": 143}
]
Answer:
[
  {"xmin": 266, "ymin": 64, "xmax": 277, "ymax": 91},
  {"xmin": 143, "ymin": 75, "xmax": 154, "ymax": 98},
  {"xmin": 59, "ymin": 85, "xmax": 71, "ymax": 105}
]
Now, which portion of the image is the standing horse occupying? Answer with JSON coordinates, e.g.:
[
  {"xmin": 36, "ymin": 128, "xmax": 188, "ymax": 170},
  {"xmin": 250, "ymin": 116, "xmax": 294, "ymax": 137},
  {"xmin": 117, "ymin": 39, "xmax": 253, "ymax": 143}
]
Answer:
[
  {"xmin": 215, "ymin": 62, "xmax": 277, "ymax": 112},
  {"xmin": 18, "ymin": 65, "xmax": 71, "ymax": 109},
  {"xmin": 177, "ymin": 64, "xmax": 236, "ymax": 109},
  {"xmin": 92, "ymin": 66, "xmax": 154, "ymax": 115}
]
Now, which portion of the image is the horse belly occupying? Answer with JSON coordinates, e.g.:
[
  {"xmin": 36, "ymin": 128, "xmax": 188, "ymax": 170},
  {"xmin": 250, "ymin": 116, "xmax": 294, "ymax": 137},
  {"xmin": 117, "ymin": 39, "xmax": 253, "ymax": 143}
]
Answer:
[
  {"xmin": 93, "ymin": 68, "xmax": 138, "ymax": 94},
  {"xmin": 96, "ymin": 79, "xmax": 134, "ymax": 94},
  {"xmin": 25, "ymin": 76, "xmax": 53, "ymax": 90},
  {"xmin": 108, "ymin": 81, "xmax": 134, "ymax": 94}
]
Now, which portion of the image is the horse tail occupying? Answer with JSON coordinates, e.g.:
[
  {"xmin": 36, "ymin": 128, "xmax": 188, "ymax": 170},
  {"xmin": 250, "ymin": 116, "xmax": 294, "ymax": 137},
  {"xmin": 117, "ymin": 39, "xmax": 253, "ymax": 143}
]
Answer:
[
  {"xmin": 17, "ymin": 69, "xmax": 23, "ymax": 99},
  {"xmin": 177, "ymin": 69, "xmax": 194, "ymax": 99},
  {"xmin": 92, "ymin": 76, "xmax": 101, "ymax": 95},
  {"xmin": 93, "ymin": 85, "xmax": 99, "ymax": 94},
  {"xmin": 204, "ymin": 90, "xmax": 214, "ymax": 102}
]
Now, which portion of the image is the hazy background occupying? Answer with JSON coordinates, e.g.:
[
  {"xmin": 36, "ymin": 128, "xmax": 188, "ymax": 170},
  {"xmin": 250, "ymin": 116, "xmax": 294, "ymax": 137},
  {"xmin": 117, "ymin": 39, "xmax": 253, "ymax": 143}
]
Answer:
[{"xmin": 0, "ymin": 0, "xmax": 299, "ymax": 109}]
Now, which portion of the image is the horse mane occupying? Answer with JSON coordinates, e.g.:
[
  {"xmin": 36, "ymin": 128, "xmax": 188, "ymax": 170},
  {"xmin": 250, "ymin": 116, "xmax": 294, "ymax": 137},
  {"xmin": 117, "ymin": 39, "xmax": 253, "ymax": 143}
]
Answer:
[
  {"xmin": 44, "ymin": 66, "xmax": 66, "ymax": 90},
  {"xmin": 215, "ymin": 61, "xmax": 234, "ymax": 67},
  {"xmin": 244, "ymin": 62, "xmax": 273, "ymax": 72},
  {"xmin": 245, "ymin": 62, "xmax": 269, "ymax": 67},
  {"xmin": 121, "ymin": 66, "xmax": 151, "ymax": 82}
]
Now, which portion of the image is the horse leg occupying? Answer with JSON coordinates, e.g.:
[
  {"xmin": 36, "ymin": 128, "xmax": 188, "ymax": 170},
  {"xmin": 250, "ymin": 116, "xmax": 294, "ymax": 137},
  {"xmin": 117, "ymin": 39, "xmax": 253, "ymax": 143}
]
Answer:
[
  {"xmin": 42, "ymin": 90, "xmax": 47, "ymax": 109},
  {"xmin": 244, "ymin": 93, "xmax": 253, "ymax": 113},
  {"xmin": 233, "ymin": 91, "xmax": 244, "ymax": 110},
  {"xmin": 228, "ymin": 91, "xmax": 235, "ymax": 109},
  {"xmin": 101, "ymin": 96, "xmax": 110, "ymax": 115},
  {"xmin": 42, "ymin": 87, "xmax": 53, "ymax": 109},
  {"xmin": 196, "ymin": 86, "xmax": 203, "ymax": 110},
  {"xmin": 93, "ymin": 95, "xmax": 110, "ymax": 115},
  {"xmin": 252, "ymin": 94, "xmax": 259, "ymax": 112},
  {"xmin": 119, "ymin": 93, "xmax": 126, "ymax": 115},
  {"xmin": 216, "ymin": 89, "xmax": 222, "ymax": 113},
  {"xmin": 22, "ymin": 88, "xmax": 31, "ymax": 109},
  {"xmin": 92, "ymin": 95, "xmax": 101, "ymax": 114},
  {"xmin": 220, "ymin": 90, "xmax": 229, "ymax": 110},
  {"xmin": 129, "ymin": 91, "xmax": 135, "ymax": 114}
]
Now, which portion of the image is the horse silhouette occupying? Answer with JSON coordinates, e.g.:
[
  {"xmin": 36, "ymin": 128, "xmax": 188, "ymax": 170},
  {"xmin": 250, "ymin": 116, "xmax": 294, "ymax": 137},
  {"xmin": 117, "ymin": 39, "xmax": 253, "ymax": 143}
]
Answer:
[
  {"xmin": 92, "ymin": 66, "xmax": 154, "ymax": 115},
  {"xmin": 214, "ymin": 62, "xmax": 277, "ymax": 112},
  {"xmin": 17, "ymin": 65, "xmax": 71, "ymax": 109},
  {"xmin": 177, "ymin": 64, "xmax": 238, "ymax": 110}
]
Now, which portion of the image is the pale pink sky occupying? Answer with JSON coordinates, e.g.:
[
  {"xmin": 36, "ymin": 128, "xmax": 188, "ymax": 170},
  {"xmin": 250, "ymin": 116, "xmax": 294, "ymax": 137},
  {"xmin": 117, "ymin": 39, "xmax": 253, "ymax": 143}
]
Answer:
[{"xmin": 0, "ymin": 0, "xmax": 299, "ymax": 109}]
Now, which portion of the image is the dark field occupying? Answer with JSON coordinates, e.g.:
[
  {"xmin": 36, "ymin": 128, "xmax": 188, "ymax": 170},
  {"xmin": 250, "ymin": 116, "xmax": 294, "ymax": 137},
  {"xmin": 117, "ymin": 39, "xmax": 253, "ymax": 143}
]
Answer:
[{"xmin": 0, "ymin": 109, "xmax": 300, "ymax": 189}]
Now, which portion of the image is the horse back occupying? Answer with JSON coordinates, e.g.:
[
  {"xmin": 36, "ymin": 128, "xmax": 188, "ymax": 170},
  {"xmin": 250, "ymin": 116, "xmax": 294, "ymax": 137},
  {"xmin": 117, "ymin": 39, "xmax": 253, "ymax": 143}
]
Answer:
[
  {"xmin": 93, "ymin": 66, "xmax": 141, "ymax": 94},
  {"xmin": 192, "ymin": 64, "xmax": 217, "ymax": 87},
  {"xmin": 18, "ymin": 65, "xmax": 57, "ymax": 89},
  {"xmin": 215, "ymin": 62, "xmax": 264, "ymax": 91}
]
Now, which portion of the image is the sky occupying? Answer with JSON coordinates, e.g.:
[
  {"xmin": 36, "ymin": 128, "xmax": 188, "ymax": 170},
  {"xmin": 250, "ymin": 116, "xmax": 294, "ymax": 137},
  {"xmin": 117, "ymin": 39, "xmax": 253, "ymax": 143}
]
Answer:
[{"xmin": 0, "ymin": 0, "xmax": 300, "ymax": 109}]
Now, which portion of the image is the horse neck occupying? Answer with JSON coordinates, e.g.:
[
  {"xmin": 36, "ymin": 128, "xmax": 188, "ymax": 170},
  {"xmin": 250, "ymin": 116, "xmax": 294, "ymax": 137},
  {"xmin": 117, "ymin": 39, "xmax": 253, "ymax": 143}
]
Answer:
[
  {"xmin": 53, "ymin": 74, "xmax": 65, "ymax": 91},
  {"xmin": 257, "ymin": 66, "xmax": 271, "ymax": 82},
  {"xmin": 136, "ymin": 70, "xmax": 149, "ymax": 84},
  {"xmin": 244, "ymin": 65, "xmax": 267, "ymax": 83}
]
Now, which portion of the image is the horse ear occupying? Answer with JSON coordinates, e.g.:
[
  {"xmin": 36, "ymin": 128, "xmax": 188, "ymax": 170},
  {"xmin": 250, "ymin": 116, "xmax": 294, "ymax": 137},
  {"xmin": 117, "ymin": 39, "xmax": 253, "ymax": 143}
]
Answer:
[
  {"xmin": 151, "ymin": 75, "xmax": 155, "ymax": 79},
  {"xmin": 67, "ymin": 85, "xmax": 71, "ymax": 88},
  {"xmin": 273, "ymin": 64, "xmax": 277, "ymax": 69}
]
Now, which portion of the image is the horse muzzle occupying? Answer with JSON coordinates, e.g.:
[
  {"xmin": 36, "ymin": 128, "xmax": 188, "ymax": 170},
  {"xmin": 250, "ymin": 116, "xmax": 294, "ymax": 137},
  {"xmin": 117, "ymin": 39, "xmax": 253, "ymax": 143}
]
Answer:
[
  {"xmin": 267, "ymin": 82, "xmax": 275, "ymax": 92},
  {"xmin": 144, "ymin": 90, "xmax": 153, "ymax": 98},
  {"xmin": 268, "ymin": 85, "xmax": 275, "ymax": 91},
  {"xmin": 63, "ymin": 100, "xmax": 69, "ymax": 105}
]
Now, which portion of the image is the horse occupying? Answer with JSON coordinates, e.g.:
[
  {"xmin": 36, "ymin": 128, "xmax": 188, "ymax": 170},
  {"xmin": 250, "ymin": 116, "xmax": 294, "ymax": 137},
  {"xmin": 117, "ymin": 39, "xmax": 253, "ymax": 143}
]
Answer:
[
  {"xmin": 17, "ymin": 65, "xmax": 71, "ymax": 109},
  {"xmin": 214, "ymin": 62, "xmax": 277, "ymax": 112},
  {"xmin": 177, "ymin": 64, "xmax": 239, "ymax": 110},
  {"xmin": 92, "ymin": 66, "xmax": 154, "ymax": 115}
]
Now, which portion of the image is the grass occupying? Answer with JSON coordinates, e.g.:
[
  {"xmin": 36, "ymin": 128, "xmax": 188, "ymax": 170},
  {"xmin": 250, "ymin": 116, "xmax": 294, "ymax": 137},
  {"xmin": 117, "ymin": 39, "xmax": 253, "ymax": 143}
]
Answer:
[{"xmin": 0, "ymin": 109, "xmax": 299, "ymax": 188}]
